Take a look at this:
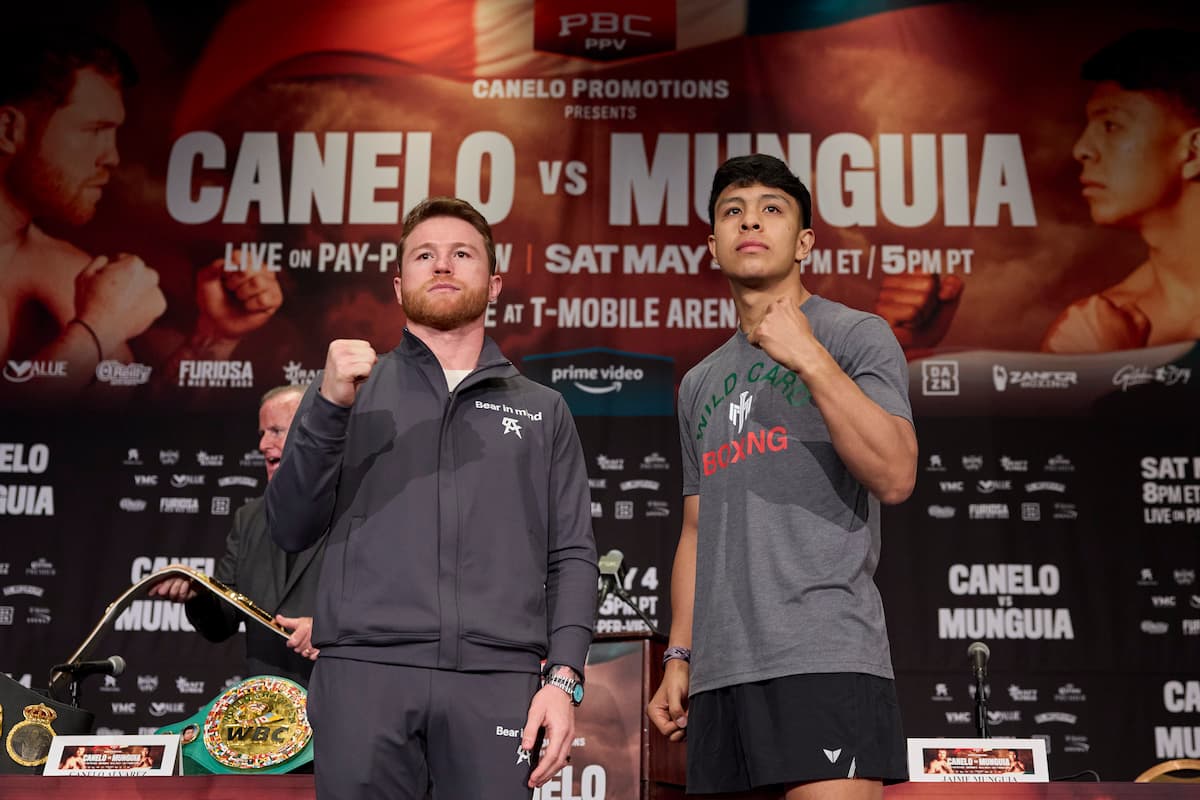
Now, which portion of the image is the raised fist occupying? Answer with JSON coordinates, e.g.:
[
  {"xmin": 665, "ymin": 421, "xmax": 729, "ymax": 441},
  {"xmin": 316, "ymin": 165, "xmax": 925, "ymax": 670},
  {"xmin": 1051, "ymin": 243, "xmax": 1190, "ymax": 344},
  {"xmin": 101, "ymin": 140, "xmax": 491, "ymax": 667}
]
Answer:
[
  {"xmin": 875, "ymin": 273, "xmax": 964, "ymax": 350},
  {"xmin": 746, "ymin": 296, "xmax": 818, "ymax": 373},
  {"xmin": 74, "ymin": 254, "xmax": 168, "ymax": 355},
  {"xmin": 320, "ymin": 339, "xmax": 378, "ymax": 407},
  {"xmin": 194, "ymin": 257, "xmax": 283, "ymax": 341}
]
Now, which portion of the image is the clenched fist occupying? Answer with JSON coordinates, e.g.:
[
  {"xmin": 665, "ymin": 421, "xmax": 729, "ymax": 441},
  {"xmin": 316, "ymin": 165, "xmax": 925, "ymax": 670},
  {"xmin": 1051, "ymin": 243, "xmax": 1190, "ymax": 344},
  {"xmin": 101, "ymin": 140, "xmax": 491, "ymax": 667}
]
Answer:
[
  {"xmin": 875, "ymin": 273, "xmax": 963, "ymax": 349},
  {"xmin": 746, "ymin": 296, "xmax": 820, "ymax": 373},
  {"xmin": 195, "ymin": 258, "xmax": 283, "ymax": 340},
  {"xmin": 74, "ymin": 254, "xmax": 168, "ymax": 355},
  {"xmin": 320, "ymin": 339, "xmax": 377, "ymax": 407}
]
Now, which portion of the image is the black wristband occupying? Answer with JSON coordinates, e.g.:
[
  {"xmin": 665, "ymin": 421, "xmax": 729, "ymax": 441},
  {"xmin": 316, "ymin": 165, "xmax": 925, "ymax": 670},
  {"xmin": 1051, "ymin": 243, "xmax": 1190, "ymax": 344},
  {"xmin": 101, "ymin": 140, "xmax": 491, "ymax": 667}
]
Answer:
[{"xmin": 68, "ymin": 318, "xmax": 103, "ymax": 362}]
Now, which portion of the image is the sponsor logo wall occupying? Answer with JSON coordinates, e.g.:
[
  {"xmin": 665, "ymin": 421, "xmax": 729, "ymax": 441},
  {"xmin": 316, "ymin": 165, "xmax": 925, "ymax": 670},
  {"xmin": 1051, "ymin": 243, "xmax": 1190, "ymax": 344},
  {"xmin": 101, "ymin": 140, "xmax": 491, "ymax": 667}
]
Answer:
[{"xmin": 880, "ymin": 416, "xmax": 1200, "ymax": 775}]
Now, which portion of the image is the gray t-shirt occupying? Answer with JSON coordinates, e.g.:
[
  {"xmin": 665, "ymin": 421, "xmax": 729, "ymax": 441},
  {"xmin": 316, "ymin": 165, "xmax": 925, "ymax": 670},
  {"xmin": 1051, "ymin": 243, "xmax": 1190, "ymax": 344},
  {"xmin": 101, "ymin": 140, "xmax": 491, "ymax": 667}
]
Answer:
[{"xmin": 678, "ymin": 295, "xmax": 913, "ymax": 695}]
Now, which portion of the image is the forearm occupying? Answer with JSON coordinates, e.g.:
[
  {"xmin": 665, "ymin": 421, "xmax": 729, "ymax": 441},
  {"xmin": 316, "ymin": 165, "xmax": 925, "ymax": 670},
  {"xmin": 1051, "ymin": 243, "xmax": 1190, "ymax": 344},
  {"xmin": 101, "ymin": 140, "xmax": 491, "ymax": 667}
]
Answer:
[
  {"xmin": 184, "ymin": 592, "xmax": 241, "ymax": 642},
  {"xmin": 544, "ymin": 403, "xmax": 599, "ymax": 673},
  {"xmin": 266, "ymin": 388, "xmax": 346, "ymax": 552},
  {"xmin": 667, "ymin": 497, "xmax": 698, "ymax": 648},
  {"xmin": 188, "ymin": 520, "xmax": 248, "ymax": 641},
  {"xmin": 646, "ymin": 495, "xmax": 696, "ymax": 738},
  {"xmin": 545, "ymin": 553, "xmax": 599, "ymax": 675},
  {"xmin": 800, "ymin": 348, "xmax": 917, "ymax": 504}
]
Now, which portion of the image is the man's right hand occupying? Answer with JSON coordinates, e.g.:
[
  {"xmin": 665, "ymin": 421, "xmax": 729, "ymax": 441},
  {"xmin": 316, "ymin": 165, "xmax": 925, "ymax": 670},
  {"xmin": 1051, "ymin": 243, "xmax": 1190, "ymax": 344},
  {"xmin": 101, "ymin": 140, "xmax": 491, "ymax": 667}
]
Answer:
[
  {"xmin": 320, "ymin": 339, "xmax": 378, "ymax": 407},
  {"xmin": 147, "ymin": 576, "xmax": 198, "ymax": 603},
  {"xmin": 74, "ymin": 254, "xmax": 168, "ymax": 356},
  {"xmin": 646, "ymin": 660, "xmax": 690, "ymax": 742}
]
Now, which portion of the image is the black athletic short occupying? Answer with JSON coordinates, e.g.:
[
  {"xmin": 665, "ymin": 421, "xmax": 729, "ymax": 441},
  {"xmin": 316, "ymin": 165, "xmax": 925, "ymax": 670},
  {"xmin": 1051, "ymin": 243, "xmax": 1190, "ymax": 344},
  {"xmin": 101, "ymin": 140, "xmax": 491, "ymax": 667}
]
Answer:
[{"xmin": 685, "ymin": 672, "xmax": 908, "ymax": 794}]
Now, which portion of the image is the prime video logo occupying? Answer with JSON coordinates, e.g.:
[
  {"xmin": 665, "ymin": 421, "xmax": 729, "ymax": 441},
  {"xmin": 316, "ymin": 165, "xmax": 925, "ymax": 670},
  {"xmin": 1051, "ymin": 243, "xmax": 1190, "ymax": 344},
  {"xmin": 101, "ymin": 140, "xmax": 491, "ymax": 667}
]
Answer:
[
  {"xmin": 550, "ymin": 363, "xmax": 644, "ymax": 394},
  {"xmin": 524, "ymin": 348, "xmax": 674, "ymax": 417}
]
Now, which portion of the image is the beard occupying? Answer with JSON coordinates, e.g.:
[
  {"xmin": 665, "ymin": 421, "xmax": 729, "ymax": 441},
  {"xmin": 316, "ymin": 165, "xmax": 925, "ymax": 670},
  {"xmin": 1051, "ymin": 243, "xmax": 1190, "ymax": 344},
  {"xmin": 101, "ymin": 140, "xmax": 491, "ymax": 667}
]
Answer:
[
  {"xmin": 401, "ymin": 281, "xmax": 491, "ymax": 331},
  {"xmin": 10, "ymin": 151, "xmax": 101, "ymax": 226}
]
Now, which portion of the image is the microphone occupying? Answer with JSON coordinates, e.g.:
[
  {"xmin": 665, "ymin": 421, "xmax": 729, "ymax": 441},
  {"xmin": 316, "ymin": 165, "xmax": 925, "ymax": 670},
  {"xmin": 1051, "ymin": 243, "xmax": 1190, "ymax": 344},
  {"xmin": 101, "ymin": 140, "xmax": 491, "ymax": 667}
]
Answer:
[
  {"xmin": 967, "ymin": 641, "xmax": 990, "ymax": 738},
  {"xmin": 967, "ymin": 641, "xmax": 989, "ymax": 681},
  {"xmin": 596, "ymin": 549, "xmax": 625, "ymax": 607},
  {"xmin": 598, "ymin": 549, "xmax": 626, "ymax": 581},
  {"xmin": 51, "ymin": 655, "xmax": 126, "ymax": 678},
  {"xmin": 594, "ymin": 548, "xmax": 662, "ymax": 636}
]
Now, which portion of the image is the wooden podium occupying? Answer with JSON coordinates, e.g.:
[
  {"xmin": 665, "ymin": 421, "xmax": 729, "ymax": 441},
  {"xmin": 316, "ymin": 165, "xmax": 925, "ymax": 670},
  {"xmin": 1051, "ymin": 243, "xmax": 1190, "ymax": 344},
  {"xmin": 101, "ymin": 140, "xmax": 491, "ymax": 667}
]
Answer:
[
  {"xmin": 581, "ymin": 633, "xmax": 685, "ymax": 800},
  {"xmin": 641, "ymin": 634, "xmax": 688, "ymax": 800}
]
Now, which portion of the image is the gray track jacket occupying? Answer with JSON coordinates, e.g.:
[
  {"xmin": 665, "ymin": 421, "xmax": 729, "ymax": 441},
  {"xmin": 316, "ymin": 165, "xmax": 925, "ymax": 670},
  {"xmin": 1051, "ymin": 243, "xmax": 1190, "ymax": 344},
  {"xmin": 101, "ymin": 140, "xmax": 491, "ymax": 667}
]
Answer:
[{"xmin": 266, "ymin": 331, "xmax": 598, "ymax": 676}]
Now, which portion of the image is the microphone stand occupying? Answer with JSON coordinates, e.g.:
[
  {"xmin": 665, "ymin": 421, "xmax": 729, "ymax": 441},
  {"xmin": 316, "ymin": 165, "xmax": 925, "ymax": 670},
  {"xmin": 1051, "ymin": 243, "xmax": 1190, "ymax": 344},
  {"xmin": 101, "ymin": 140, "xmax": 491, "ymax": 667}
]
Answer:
[
  {"xmin": 596, "ymin": 575, "xmax": 614, "ymax": 611},
  {"xmin": 47, "ymin": 664, "xmax": 79, "ymax": 707},
  {"xmin": 49, "ymin": 663, "xmax": 100, "ymax": 707},
  {"xmin": 607, "ymin": 579, "xmax": 662, "ymax": 637},
  {"xmin": 973, "ymin": 668, "xmax": 990, "ymax": 738}
]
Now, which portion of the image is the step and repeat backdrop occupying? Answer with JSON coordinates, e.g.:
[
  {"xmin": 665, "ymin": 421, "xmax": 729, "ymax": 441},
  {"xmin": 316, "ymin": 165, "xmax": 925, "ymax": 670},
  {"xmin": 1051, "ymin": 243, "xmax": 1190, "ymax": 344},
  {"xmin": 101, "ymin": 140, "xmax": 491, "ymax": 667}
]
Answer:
[{"xmin": 1, "ymin": 0, "xmax": 1198, "ymax": 785}]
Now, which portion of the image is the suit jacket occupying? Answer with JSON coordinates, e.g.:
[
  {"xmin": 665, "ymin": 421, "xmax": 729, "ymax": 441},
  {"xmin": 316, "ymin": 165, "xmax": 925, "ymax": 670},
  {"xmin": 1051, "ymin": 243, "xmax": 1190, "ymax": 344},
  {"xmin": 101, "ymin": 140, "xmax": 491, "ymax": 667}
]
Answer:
[{"xmin": 186, "ymin": 496, "xmax": 326, "ymax": 686}]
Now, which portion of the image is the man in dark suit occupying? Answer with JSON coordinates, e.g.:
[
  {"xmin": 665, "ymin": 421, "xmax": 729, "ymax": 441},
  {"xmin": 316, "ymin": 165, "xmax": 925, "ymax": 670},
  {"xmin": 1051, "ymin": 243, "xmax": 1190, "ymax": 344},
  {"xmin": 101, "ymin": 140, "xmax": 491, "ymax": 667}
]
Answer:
[{"xmin": 149, "ymin": 384, "xmax": 326, "ymax": 685}]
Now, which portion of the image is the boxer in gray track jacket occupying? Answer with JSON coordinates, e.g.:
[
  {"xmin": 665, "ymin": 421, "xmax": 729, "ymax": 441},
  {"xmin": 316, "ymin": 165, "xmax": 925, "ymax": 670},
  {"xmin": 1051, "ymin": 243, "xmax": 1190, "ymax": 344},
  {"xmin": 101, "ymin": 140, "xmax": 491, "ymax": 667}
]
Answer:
[{"xmin": 266, "ymin": 196, "xmax": 598, "ymax": 800}]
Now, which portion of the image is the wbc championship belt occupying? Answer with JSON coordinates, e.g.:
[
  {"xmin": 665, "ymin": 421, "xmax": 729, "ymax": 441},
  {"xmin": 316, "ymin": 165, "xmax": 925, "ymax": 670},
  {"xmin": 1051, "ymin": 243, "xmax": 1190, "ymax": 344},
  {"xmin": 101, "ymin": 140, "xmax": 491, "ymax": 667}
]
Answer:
[
  {"xmin": 156, "ymin": 675, "xmax": 313, "ymax": 774},
  {"xmin": 50, "ymin": 565, "xmax": 288, "ymax": 699},
  {"xmin": 0, "ymin": 673, "xmax": 93, "ymax": 773},
  {"xmin": 4, "ymin": 704, "xmax": 57, "ymax": 768}
]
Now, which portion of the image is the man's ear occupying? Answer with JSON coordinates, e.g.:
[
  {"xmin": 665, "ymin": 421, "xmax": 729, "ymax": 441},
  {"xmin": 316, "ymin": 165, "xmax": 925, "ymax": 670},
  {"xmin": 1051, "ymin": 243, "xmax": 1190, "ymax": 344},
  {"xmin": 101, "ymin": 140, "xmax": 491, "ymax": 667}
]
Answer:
[
  {"xmin": 1182, "ymin": 128, "xmax": 1200, "ymax": 181},
  {"xmin": 0, "ymin": 106, "xmax": 27, "ymax": 156},
  {"xmin": 793, "ymin": 228, "xmax": 816, "ymax": 262}
]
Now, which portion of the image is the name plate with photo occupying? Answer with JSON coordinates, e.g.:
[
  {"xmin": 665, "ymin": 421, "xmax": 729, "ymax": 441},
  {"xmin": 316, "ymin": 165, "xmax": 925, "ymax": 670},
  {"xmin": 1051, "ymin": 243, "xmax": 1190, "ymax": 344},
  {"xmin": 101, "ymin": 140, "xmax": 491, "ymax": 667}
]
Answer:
[
  {"xmin": 43, "ymin": 734, "xmax": 178, "ymax": 777},
  {"xmin": 907, "ymin": 737, "xmax": 1049, "ymax": 782}
]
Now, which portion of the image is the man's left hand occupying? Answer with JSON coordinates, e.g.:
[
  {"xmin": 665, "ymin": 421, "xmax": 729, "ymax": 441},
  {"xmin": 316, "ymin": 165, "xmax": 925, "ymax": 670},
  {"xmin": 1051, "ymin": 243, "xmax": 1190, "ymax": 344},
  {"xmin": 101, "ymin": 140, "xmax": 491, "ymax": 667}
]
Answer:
[
  {"xmin": 521, "ymin": 682, "xmax": 575, "ymax": 788},
  {"xmin": 277, "ymin": 614, "xmax": 318, "ymax": 660},
  {"xmin": 146, "ymin": 576, "xmax": 197, "ymax": 603}
]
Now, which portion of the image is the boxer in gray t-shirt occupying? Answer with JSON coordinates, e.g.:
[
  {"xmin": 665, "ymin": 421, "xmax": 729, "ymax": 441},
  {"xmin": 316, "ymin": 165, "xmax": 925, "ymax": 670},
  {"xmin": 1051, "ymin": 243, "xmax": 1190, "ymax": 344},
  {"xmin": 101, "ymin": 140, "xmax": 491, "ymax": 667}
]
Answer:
[{"xmin": 648, "ymin": 154, "xmax": 917, "ymax": 799}]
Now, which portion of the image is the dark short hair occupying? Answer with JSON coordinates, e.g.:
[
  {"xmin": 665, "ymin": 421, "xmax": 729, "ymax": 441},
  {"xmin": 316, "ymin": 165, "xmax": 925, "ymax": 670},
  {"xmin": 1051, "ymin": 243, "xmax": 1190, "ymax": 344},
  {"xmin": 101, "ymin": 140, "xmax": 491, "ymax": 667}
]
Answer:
[
  {"xmin": 708, "ymin": 154, "xmax": 813, "ymax": 230},
  {"xmin": 1082, "ymin": 28, "xmax": 1200, "ymax": 121},
  {"xmin": 397, "ymin": 197, "xmax": 497, "ymax": 274},
  {"xmin": 0, "ymin": 26, "xmax": 137, "ymax": 109}
]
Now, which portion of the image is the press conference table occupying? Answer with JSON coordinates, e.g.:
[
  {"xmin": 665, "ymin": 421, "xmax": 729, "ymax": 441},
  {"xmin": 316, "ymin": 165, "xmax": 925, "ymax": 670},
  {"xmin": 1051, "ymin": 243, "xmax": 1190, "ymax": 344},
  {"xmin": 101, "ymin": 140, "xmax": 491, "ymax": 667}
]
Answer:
[{"xmin": 0, "ymin": 776, "xmax": 1195, "ymax": 798}]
